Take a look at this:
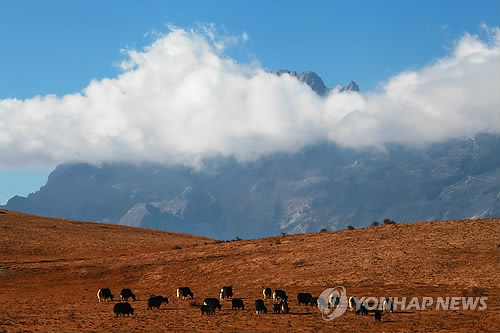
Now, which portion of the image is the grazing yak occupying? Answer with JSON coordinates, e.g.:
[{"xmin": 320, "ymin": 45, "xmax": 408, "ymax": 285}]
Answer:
[
  {"xmin": 356, "ymin": 303, "xmax": 369, "ymax": 315},
  {"xmin": 272, "ymin": 300, "xmax": 289, "ymax": 314},
  {"xmin": 97, "ymin": 288, "xmax": 114, "ymax": 302},
  {"xmin": 317, "ymin": 297, "xmax": 329, "ymax": 309},
  {"xmin": 329, "ymin": 294, "xmax": 340, "ymax": 307},
  {"xmin": 147, "ymin": 296, "xmax": 168, "ymax": 310},
  {"xmin": 348, "ymin": 296, "xmax": 359, "ymax": 312},
  {"xmin": 281, "ymin": 300, "xmax": 290, "ymax": 314},
  {"xmin": 203, "ymin": 298, "xmax": 222, "ymax": 310},
  {"xmin": 297, "ymin": 293, "xmax": 312, "ymax": 306},
  {"xmin": 263, "ymin": 287, "xmax": 272, "ymax": 299},
  {"xmin": 220, "ymin": 286, "xmax": 233, "ymax": 300},
  {"xmin": 113, "ymin": 302, "xmax": 134, "ymax": 317},
  {"xmin": 120, "ymin": 288, "xmax": 136, "ymax": 301},
  {"xmin": 309, "ymin": 297, "xmax": 318, "ymax": 307},
  {"xmin": 255, "ymin": 299, "xmax": 267, "ymax": 314},
  {"xmin": 383, "ymin": 297, "xmax": 394, "ymax": 312},
  {"xmin": 272, "ymin": 290, "xmax": 288, "ymax": 302},
  {"xmin": 231, "ymin": 298, "xmax": 244, "ymax": 310},
  {"xmin": 176, "ymin": 287, "xmax": 194, "ymax": 299},
  {"xmin": 201, "ymin": 305, "xmax": 216, "ymax": 315}
]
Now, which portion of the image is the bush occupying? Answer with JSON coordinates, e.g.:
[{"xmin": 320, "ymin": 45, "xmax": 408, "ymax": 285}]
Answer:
[
  {"xmin": 347, "ymin": 225, "xmax": 355, "ymax": 230},
  {"xmin": 232, "ymin": 236, "xmax": 242, "ymax": 241},
  {"xmin": 67, "ymin": 311, "xmax": 77, "ymax": 320},
  {"xmin": 280, "ymin": 232, "xmax": 288, "ymax": 236},
  {"xmin": 320, "ymin": 228, "xmax": 328, "ymax": 232},
  {"xmin": 383, "ymin": 218, "xmax": 397, "ymax": 225},
  {"xmin": 461, "ymin": 287, "xmax": 485, "ymax": 297},
  {"xmin": 293, "ymin": 259, "xmax": 306, "ymax": 268},
  {"xmin": 471, "ymin": 287, "xmax": 485, "ymax": 296},
  {"xmin": 371, "ymin": 221, "xmax": 380, "ymax": 227}
]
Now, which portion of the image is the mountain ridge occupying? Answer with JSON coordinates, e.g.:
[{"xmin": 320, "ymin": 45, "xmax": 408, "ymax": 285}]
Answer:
[
  {"xmin": 2, "ymin": 71, "xmax": 498, "ymax": 239},
  {"xmin": 4, "ymin": 133, "xmax": 499, "ymax": 239},
  {"xmin": 274, "ymin": 69, "xmax": 359, "ymax": 95}
]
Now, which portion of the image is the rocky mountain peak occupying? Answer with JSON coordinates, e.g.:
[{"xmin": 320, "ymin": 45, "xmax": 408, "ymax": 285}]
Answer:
[
  {"xmin": 275, "ymin": 69, "xmax": 299, "ymax": 77},
  {"xmin": 275, "ymin": 70, "xmax": 359, "ymax": 96},
  {"xmin": 297, "ymin": 71, "xmax": 329, "ymax": 96},
  {"xmin": 340, "ymin": 80, "xmax": 360, "ymax": 92},
  {"xmin": 275, "ymin": 69, "xmax": 329, "ymax": 96}
]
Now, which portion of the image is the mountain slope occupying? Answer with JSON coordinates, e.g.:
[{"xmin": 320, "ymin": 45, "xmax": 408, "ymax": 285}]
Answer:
[
  {"xmin": 1, "ymin": 210, "xmax": 499, "ymax": 332},
  {"xmin": 3, "ymin": 133, "xmax": 499, "ymax": 239},
  {"xmin": 274, "ymin": 69, "xmax": 359, "ymax": 95},
  {"xmin": 0, "ymin": 210, "xmax": 212, "ymax": 262},
  {"xmin": 2, "ymin": 71, "xmax": 498, "ymax": 239}
]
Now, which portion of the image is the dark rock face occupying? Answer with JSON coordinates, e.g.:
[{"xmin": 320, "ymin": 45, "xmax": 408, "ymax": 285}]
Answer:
[
  {"xmin": 4, "ymin": 134, "xmax": 499, "ymax": 240},
  {"xmin": 274, "ymin": 69, "xmax": 359, "ymax": 96},
  {"xmin": 3, "ymin": 72, "xmax": 496, "ymax": 239},
  {"xmin": 297, "ymin": 71, "xmax": 330, "ymax": 96},
  {"xmin": 340, "ymin": 81, "xmax": 360, "ymax": 92},
  {"xmin": 275, "ymin": 70, "xmax": 329, "ymax": 96}
]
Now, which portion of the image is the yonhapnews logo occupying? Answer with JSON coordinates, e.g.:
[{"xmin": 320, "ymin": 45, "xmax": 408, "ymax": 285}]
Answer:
[
  {"xmin": 318, "ymin": 287, "xmax": 488, "ymax": 321},
  {"xmin": 318, "ymin": 286, "xmax": 348, "ymax": 321}
]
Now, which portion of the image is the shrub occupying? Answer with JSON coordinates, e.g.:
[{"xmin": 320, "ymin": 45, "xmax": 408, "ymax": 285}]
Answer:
[
  {"xmin": 68, "ymin": 311, "xmax": 77, "ymax": 320},
  {"xmin": 371, "ymin": 221, "xmax": 380, "ymax": 227},
  {"xmin": 293, "ymin": 259, "xmax": 306, "ymax": 268},
  {"xmin": 347, "ymin": 225, "xmax": 355, "ymax": 230},
  {"xmin": 471, "ymin": 287, "xmax": 485, "ymax": 296},
  {"xmin": 280, "ymin": 232, "xmax": 288, "ymax": 236},
  {"xmin": 232, "ymin": 236, "xmax": 242, "ymax": 241},
  {"xmin": 320, "ymin": 228, "xmax": 328, "ymax": 232},
  {"xmin": 383, "ymin": 218, "xmax": 397, "ymax": 225},
  {"xmin": 461, "ymin": 287, "xmax": 485, "ymax": 297}
]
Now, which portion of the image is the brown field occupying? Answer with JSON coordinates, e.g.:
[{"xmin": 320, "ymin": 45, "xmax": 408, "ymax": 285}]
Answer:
[{"xmin": 0, "ymin": 209, "xmax": 499, "ymax": 332}]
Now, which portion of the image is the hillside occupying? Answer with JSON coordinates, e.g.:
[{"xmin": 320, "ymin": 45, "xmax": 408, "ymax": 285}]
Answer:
[
  {"xmin": 1, "ymin": 210, "xmax": 499, "ymax": 332},
  {"xmin": 0, "ymin": 210, "xmax": 212, "ymax": 262}
]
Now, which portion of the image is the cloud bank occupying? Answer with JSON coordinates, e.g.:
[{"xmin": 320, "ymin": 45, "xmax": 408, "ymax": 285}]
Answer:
[{"xmin": 0, "ymin": 26, "xmax": 499, "ymax": 168}]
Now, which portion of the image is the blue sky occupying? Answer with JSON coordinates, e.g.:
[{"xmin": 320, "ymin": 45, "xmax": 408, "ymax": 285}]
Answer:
[{"xmin": 0, "ymin": 0, "xmax": 499, "ymax": 204}]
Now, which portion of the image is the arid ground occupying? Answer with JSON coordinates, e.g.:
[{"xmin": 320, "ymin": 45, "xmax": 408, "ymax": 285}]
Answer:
[{"xmin": 1, "ymin": 209, "xmax": 499, "ymax": 332}]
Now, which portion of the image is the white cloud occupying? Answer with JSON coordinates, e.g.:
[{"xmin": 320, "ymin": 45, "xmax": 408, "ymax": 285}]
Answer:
[{"xmin": 0, "ymin": 26, "xmax": 499, "ymax": 169}]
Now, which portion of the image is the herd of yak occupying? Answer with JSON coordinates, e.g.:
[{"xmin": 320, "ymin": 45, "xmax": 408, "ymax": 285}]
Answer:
[{"xmin": 97, "ymin": 286, "xmax": 389, "ymax": 322}]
